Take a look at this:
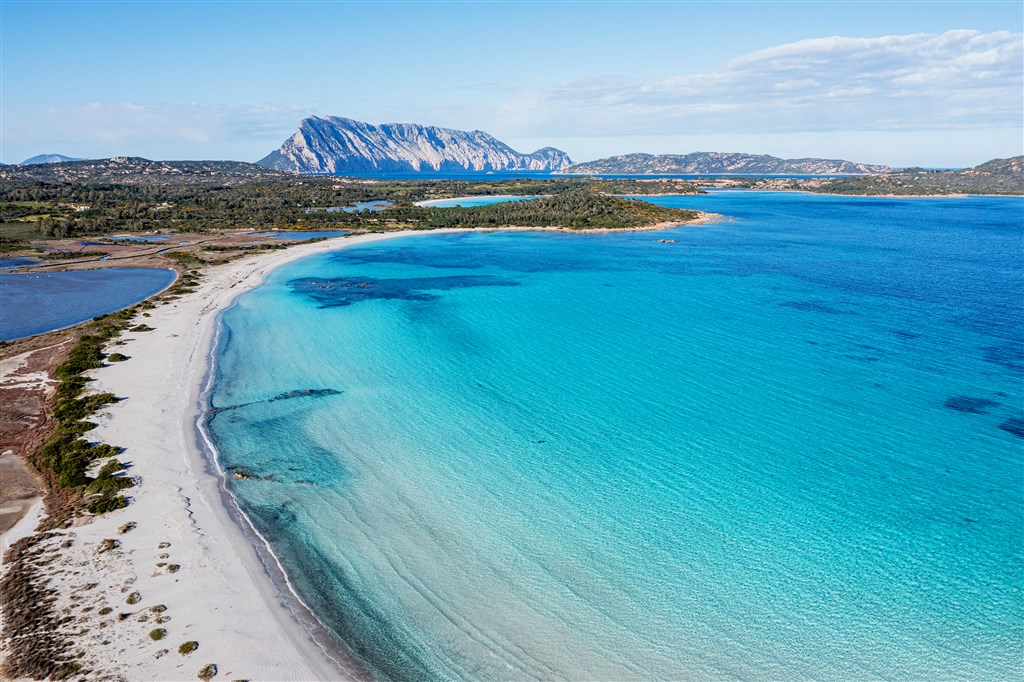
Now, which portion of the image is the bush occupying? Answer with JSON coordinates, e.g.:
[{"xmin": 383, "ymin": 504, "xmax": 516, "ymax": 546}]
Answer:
[
  {"xmin": 126, "ymin": 592, "xmax": 141, "ymax": 605},
  {"xmin": 149, "ymin": 628, "xmax": 167, "ymax": 641},
  {"xmin": 89, "ymin": 494, "xmax": 128, "ymax": 514},
  {"xmin": 178, "ymin": 641, "xmax": 198, "ymax": 655},
  {"xmin": 198, "ymin": 664, "xmax": 217, "ymax": 681},
  {"xmin": 97, "ymin": 459, "xmax": 125, "ymax": 478},
  {"xmin": 107, "ymin": 352, "xmax": 129, "ymax": 362}
]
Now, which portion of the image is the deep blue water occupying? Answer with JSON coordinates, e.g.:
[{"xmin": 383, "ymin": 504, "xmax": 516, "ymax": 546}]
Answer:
[
  {"xmin": 207, "ymin": 192, "xmax": 1022, "ymax": 681},
  {"xmin": 0, "ymin": 268, "xmax": 176, "ymax": 340}
]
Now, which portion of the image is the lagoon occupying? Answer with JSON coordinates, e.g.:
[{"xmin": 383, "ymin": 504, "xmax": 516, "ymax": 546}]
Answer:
[
  {"xmin": 0, "ymin": 268, "xmax": 176, "ymax": 340},
  {"xmin": 418, "ymin": 194, "xmax": 542, "ymax": 208}
]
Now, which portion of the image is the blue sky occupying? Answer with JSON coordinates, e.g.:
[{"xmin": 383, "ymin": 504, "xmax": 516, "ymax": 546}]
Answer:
[{"xmin": 1, "ymin": 1, "xmax": 1021, "ymax": 166}]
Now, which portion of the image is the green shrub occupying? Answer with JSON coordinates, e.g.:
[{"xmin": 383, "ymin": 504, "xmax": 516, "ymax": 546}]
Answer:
[
  {"xmin": 107, "ymin": 352, "xmax": 129, "ymax": 362},
  {"xmin": 126, "ymin": 592, "xmax": 141, "ymax": 605},
  {"xmin": 178, "ymin": 641, "xmax": 198, "ymax": 655},
  {"xmin": 149, "ymin": 628, "xmax": 167, "ymax": 641},
  {"xmin": 97, "ymin": 458, "xmax": 124, "ymax": 478},
  {"xmin": 87, "ymin": 476, "xmax": 133, "ymax": 497},
  {"xmin": 90, "ymin": 494, "xmax": 128, "ymax": 514},
  {"xmin": 198, "ymin": 664, "xmax": 217, "ymax": 681}
]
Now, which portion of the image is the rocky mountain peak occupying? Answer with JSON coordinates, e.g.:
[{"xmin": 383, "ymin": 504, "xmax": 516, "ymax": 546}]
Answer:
[{"xmin": 258, "ymin": 116, "xmax": 572, "ymax": 174}]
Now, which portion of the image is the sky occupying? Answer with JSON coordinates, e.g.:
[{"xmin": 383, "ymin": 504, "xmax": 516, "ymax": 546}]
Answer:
[{"xmin": 1, "ymin": 0, "xmax": 1021, "ymax": 167}]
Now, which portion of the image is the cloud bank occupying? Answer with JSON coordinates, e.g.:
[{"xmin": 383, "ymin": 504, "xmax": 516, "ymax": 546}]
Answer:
[
  {"xmin": 2, "ymin": 30, "xmax": 1020, "ymax": 163},
  {"xmin": 495, "ymin": 29, "xmax": 1023, "ymax": 136}
]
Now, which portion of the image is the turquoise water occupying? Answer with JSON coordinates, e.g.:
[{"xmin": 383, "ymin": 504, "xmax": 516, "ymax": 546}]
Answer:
[
  {"xmin": 207, "ymin": 192, "xmax": 1022, "ymax": 680},
  {"xmin": 421, "ymin": 195, "xmax": 541, "ymax": 208},
  {"xmin": 0, "ymin": 267, "xmax": 176, "ymax": 340}
]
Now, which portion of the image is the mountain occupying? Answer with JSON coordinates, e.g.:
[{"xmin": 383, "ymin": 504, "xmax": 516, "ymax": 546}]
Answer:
[
  {"xmin": 561, "ymin": 152, "xmax": 892, "ymax": 175},
  {"xmin": 21, "ymin": 153, "xmax": 86, "ymax": 165},
  {"xmin": 258, "ymin": 116, "xmax": 572, "ymax": 174},
  {"xmin": 0, "ymin": 157, "xmax": 287, "ymax": 186},
  {"xmin": 707, "ymin": 156, "xmax": 1023, "ymax": 195}
]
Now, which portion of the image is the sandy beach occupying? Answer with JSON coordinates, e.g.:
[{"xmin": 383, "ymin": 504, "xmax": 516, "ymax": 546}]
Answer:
[
  {"xmin": 1, "ymin": 220, "xmax": 712, "ymax": 680},
  {"xmin": 1, "ymin": 231, "xmax": 443, "ymax": 680}
]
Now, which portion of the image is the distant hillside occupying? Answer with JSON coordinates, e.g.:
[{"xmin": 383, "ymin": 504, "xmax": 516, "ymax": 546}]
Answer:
[
  {"xmin": 562, "ymin": 152, "xmax": 892, "ymax": 175},
  {"xmin": 0, "ymin": 157, "xmax": 288, "ymax": 186},
  {"xmin": 705, "ymin": 156, "xmax": 1024, "ymax": 195},
  {"xmin": 21, "ymin": 153, "xmax": 86, "ymax": 165},
  {"xmin": 258, "ymin": 116, "xmax": 573, "ymax": 174},
  {"xmin": 968, "ymin": 156, "xmax": 1024, "ymax": 176}
]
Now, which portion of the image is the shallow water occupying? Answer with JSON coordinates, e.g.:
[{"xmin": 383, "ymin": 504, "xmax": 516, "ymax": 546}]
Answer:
[
  {"xmin": 207, "ymin": 192, "xmax": 1023, "ymax": 681},
  {"xmin": 0, "ymin": 268, "xmax": 176, "ymax": 340}
]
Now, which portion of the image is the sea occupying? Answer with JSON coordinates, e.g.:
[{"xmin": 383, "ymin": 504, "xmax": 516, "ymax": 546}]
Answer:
[{"xmin": 204, "ymin": 191, "xmax": 1023, "ymax": 681}]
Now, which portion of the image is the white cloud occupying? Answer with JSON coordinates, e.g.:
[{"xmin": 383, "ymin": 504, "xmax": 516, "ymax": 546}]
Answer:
[
  {"xmin": 489, "ymin": 30, "xmax": 1023, "ymax": 137},
  {"xmin": 2, "ymin": 30, "xmax": 1019, "ymax": 164}
]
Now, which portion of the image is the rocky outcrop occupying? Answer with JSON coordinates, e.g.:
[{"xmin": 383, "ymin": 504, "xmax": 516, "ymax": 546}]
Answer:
[
  {"xmin": 257, "ymin": 116, "xmax": 572, "ymax": 174},
  {"xmin": 561, "ymin": 152, "xmax": 892, "ymax": 175}
]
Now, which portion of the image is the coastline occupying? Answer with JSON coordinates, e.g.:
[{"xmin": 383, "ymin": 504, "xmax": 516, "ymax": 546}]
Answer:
[
  {"xmin": 0, "ymin": 232, "xmax": 429, "ymax": 680},
  {"xmin": 2, "ymin": 220, "xmax": 708, "ymax": 679}
]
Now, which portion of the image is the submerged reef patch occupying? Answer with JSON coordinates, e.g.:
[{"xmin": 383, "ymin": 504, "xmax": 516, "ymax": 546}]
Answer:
[
  {"xmin": 997, "ymin": 416, "xmax": 1024, "ymax": 439},
  {"xmin": 209, "ymin": 387, "xmax": 342, "ymax": 415},
  {"xmin": 780, "ymin": 301, "xmax": 859, "ymax": 315},
  {"xmin": 944, "ymin": 396, "xmax": 1001, "ymax": 414},
  {"xmin": 288, "ymin": 275, "xmax": 520, "ymax": 308}
]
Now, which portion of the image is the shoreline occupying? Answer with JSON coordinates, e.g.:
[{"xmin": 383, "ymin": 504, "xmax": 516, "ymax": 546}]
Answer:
[{"xmin": 2, "ymin": 220, "xmax": 707, "ymax": 679}]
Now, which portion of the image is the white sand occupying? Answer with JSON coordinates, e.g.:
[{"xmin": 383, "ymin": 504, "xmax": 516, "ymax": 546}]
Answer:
[{"xmin": 5, "ymin": 231, "xmax": 440, "ymax": 680}]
